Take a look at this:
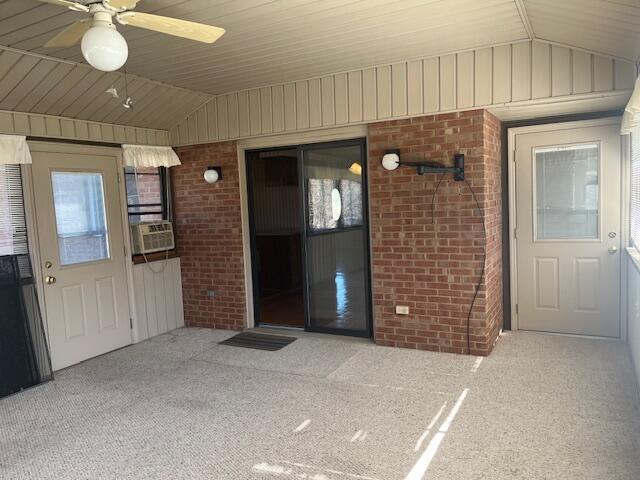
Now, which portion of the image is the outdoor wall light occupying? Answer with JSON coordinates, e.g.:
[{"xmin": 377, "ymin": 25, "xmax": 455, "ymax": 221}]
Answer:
[
  {"xmin": 381, "ymin": 150, "xmax": 465, "ymax": 181},
  {"xmin": 381, "ymin": 150, "xmax": 401, "ymax": 171},
  {"xmin": 204, "ymin": 166, "xmax": 222, "ymax": 184}
]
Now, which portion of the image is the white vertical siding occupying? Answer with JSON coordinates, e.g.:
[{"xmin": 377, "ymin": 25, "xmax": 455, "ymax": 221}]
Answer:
[
  {"xmin": 572, "ymin": 50, "xmax": 592, "ymax": 95},
  {"xmin": 457, "ymin": 51, "xmax": 475, "ymax": 109},
  {"xmin": 362, "ymin": 68, "xmax": 377, "ymax": 121},
  {"xmin": 295, "ymin": 81, "xmax": 309, "ymax": 130},
  {"xmin": 227, "ymin": 93, "xmax": 240, "ymax": 139},
  {"xmin": 334, "ymin": 73, "xmax": 349, "ymax": 125},
  {"xmin": 271, "ymin": 86, "xmax": 285, "ymax": 133},
  {"xmin": 171, "ymin": 40, "xmax": 636, "ymax": 146},
  {"xmin": 321, "ymin": 76, "xmax": 336, "ymax": 126},
  {"xmin": 423, "ymin": 57, "xmax": 440, "ymax": 113},
  {"xmin": 132, "ymin": 258, "xmax": 185, "ymax": 342},
  {"xmin": 376, "ymin": 65, "xmax": 392, "ymax": 119},
  {"xmin": 391, "ymin": 62, "xmax": 408, "ymax": 117},
  {"xmin": 407, "ymin": 60, "xmax": 423, "ymax": 115},
  {"xmin": 0, "ymin": 110, "xmax": 169, "ymax": 145},
  {"xmin": 551, "ymin": 45, "xmax": 571, "ymax": 97},
  {"xmin": 492, "ymin": 45, "xmax": 512, "ymax": 104},
  {"xmin": 308, "ymin": 79, "xmax": 322, "ymax": 129},
  {"xmin": 348, "ymin": 71, "xmax": 363, "ymax": 122},
  {"xmin": 439, "ymin": 54, "xmax": 456, "ymax": 111}
]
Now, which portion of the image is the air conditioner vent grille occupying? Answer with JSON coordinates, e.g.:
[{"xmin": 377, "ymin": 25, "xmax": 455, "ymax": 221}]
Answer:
[{"xmin": 130, "ymin": 221, "xmax": 175, "ymax": 255}]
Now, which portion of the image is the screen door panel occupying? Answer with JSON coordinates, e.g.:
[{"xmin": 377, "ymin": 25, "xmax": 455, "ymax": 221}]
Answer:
[{"xmin": 301, "ymin": 140, "xmax": 371, "ymax": 337}]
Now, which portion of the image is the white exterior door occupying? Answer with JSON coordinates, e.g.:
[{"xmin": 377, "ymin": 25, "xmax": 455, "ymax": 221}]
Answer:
[
  {"xmin": 513, "ymin": 120, "xmax": 621, "ymax": 337},
  {"xmin": 31, "ymin": 144, "xmax": 131, "ymax": 370}
]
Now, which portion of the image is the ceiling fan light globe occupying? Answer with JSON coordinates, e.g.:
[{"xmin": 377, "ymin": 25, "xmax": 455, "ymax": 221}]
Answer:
[{"xmin": 81, "ymin": 26, "xmax": 128, "ymax": 72}]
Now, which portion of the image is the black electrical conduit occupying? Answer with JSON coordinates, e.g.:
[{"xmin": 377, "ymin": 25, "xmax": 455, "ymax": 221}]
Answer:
[{"xmin": 430, "ymin": 174, "xmax": 487, "ymax": 355}]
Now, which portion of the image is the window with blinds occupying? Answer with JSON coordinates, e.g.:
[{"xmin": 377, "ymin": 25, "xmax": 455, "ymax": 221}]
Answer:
[
  {"xmin": 0, "ymin": 163, "xmax": 53, "ymax": 397},
  {"xmin": 0, "ymin": 164, "xmax": 28, "ymax": 256}
]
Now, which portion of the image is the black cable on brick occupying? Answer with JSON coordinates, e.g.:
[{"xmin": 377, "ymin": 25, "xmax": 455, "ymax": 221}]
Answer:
[{"xmin": 430, "ymin": 176, "xmax": 487, "ymax": 355}]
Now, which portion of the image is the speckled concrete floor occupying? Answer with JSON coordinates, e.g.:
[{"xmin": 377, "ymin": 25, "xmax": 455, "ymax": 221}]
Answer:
[{"xmin": 0, "ymin": 329, "xmax": 638, "ymax": 480}]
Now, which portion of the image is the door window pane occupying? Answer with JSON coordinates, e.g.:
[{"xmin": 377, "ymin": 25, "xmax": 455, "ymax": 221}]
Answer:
[
  {"xmin": 535, "ymin": 144, "xmax": 599, "ymax": 240},
  {"xmin": 52, "ymin": 172, "xmax": 110, "ymax": 265}
]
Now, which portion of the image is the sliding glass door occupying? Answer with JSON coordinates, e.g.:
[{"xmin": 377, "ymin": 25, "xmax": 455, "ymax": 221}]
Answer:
[{"xmin": 300, "ymin": 139, "xmax": 371, "ymax": 337}]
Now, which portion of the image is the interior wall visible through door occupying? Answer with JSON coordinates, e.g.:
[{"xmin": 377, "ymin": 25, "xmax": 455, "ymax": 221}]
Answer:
[{"xmin": 247, "ymin": 148, "xmax": 305, "ymax": 327}]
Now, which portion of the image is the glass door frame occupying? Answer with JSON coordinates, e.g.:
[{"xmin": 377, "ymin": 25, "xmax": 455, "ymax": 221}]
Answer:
[
  {"xmin": 298, "ymin": 138, "xmax": 373, "ymax": 338},
  {"xmin": 245, "ymin": 138, "xmax": 373, "ymax": 338},
  {"xmin": 245, "ymin": 146, "xmax": 305, "ymax": 329}
]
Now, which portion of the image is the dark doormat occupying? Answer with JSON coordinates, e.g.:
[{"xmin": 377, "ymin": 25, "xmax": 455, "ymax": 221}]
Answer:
[{"xmin": 219, "ymin": 331, "xmax": 297, "ymax": 351}]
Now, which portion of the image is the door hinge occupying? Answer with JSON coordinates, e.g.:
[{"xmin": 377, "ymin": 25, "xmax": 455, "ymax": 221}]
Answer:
[
  {"xmin": 129, "ymin": 318, "xmax": 133, "ymax": 329},
  {"xmin": 515, "ymin": 304, "xmax": 519, "ymax": 315},
  {"xmin": 514, "ymin": 228, "xmax": 519, "ymax": 240},
  {"xmin": 513, "ymin": 149, "xmax": 516, "ymax": 161}
]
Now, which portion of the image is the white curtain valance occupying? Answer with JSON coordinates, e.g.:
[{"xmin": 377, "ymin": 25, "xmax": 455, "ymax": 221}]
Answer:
[
  {"xmin": 122, "ymin": 144, "xmax": 181, "ymax": 168},
  {"xmin": 0, "ymin": 135, "xmax": 32, "ymax": 165},
  {"xmin": 621, "ymin": 75, "xmax": 640, "ymax": 135}
]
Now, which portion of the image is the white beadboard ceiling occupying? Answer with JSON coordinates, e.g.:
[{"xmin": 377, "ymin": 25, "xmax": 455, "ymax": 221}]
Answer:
[
  {"xmin": 0, "ymin": 0, "xmax": 638, "ymax": 130},
  {"xmin": 0, "ymin": 45, "xmax": 212, "ymax": 130}
]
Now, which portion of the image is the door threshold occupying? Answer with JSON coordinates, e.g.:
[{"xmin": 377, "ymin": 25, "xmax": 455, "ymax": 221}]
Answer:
[
  {"xmin": 250, "ymin": 326, "xmax": 373, "ymax": 344},
  {"xmin": 519, "ymin": 329, "xmax": 621, "ymax": 341},
  {"xmin": 254, "ymin": 324, "xmax": 304, "ymax": 331}
]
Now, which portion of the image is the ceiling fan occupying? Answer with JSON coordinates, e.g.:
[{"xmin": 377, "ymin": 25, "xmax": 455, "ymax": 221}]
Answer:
[{"xmin": 39, "ymin": 0, "xmax": 225, "ymax": 72}]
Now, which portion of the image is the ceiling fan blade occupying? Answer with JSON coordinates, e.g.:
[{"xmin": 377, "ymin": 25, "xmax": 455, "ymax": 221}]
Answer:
[
  {"xmin": 37, "ymin": 0, "xmax": 89, "ymax": 12},
  {"xmin": 44, "ymin": 19, "xmax": 91, "ymax": 48},
  {"xmin": 117, "ymin": 12, "xmax": 225, "ymax": 44},
  {"xmin": 104, "ymin": 0, "xmax": 141, "ymax": 10}
]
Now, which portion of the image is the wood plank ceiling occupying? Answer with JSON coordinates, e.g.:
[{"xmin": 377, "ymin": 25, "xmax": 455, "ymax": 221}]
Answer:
[{"xmin": 0, "ymin": 0, "xmax": 638, "ymax": 130}]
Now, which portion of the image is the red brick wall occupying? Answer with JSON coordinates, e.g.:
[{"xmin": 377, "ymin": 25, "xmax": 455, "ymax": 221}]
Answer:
[
  {"xmin": 171, "ymin": 141, "xmax": 245, "ymax": 330},
  {"xmin": 368, "ymin": 110, "xmax": 502, "ymax": 355},
  {"xmin": 481, "ymin": 111, "xmax": 503, "ymax": 354},
  {"xmin": 171, "ymin": 110, "xmax": 502, "ymax": 354}
]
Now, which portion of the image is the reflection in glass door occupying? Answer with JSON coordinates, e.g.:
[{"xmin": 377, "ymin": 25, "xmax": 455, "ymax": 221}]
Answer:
[{"xmin": 301, "ymin": 139, "xmax": 371, "ymax": 336}]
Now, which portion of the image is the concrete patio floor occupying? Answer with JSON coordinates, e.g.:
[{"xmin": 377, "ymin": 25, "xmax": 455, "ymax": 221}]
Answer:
[{"xmin": 1, "ymin": 328, "xmax": 639, "ymax": 479}]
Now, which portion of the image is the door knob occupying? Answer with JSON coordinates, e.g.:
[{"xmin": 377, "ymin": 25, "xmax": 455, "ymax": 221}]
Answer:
[
  {"xmin": 608, "ymin": 246, "xmax": 618, "ymax": 255},
  {"xmin": 44, "ymin": 275, "xmax": 57, "ymax": 285}
]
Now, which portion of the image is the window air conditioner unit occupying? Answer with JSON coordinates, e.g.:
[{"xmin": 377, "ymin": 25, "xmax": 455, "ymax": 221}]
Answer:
[{"xmin": 130, "ymin": 221, "xmax": 175, "ymax": 255}]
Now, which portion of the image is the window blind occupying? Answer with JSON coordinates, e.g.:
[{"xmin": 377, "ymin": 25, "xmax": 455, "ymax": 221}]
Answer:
[
  {"xmin": 0, "ymin": 164, "xmax": 28, "ymax": 256},
  {"xmin": 631, "ymin": 127, "xmax": 640, "ymax": 248}
]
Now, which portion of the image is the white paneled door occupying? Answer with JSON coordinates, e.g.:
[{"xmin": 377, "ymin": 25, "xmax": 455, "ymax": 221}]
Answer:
[
  {"xmin": 514, "ymin": 121, "xmax": 621, "ymax": 337},
  {"xmin": 31, "ymin": 144, "xmax": 131, "ymax": 370}
]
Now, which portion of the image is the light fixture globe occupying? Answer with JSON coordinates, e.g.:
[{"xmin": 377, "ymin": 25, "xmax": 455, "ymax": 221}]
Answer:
[
  {"xmin": 81, "ymin": 25, "xmax": 128, "ymax": 72},
  {"xmin": 382, "ymin": 152, "xmax": 400, "ymax": 171},
  {"xmin": 204, "ymin": 167, "xmax": 221, "ymax": 184}
]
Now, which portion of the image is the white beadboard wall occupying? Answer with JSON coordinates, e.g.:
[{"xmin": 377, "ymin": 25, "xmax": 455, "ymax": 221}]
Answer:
[
  {"xmin": 170, "ymin": 40, "xmax": 636, "ymax": 147},
  {"xmin": 0, "ymin": 110, "xmax": 170, "ymax": 146},
  {"xmin": 132, "ymin": 258, "xmax": 185, "ymax": 342}
]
